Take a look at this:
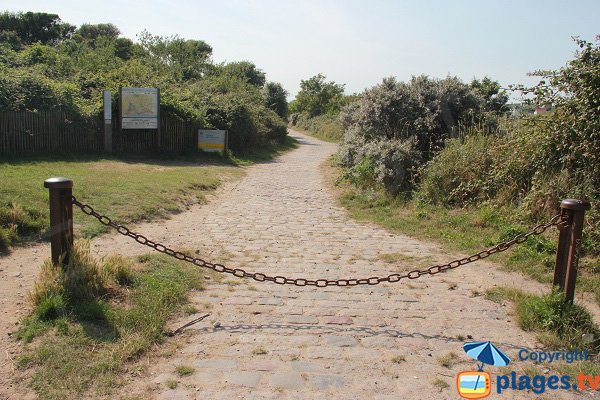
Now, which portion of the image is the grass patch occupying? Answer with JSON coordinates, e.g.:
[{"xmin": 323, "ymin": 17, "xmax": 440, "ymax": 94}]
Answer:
[
  {"xmin": 17, "ymin": 241, "xmax": 208, "ymax": 399},
  {"xmin": 182, "ymin": 304, "xmax": 199, "ymax": 315},
  {"xmin": 485, "ymin": 287, "xmax": 600, "ymax": 352},
  {"xmin": 391, "ymin": 355, "xmax": 406, "ymax": 364},
  {"xmin": 0, "ymin": 137, "xmax": 298, "ymax": 251},
  {"xmin": 330, "ymin": 163, "xmax": 600, "ymax": 304},
  {"xmin": 290, "ymin": 125, "xmax": 341, "ymax": 143},
  {"xmin": 251, "ymin": 346, "xmax": 268, "ymax": 355},
  {"xmin": 0, "ymin": 201, "xmax": 47, "ymax": 253},
  {"xmin": 175, "ymin": 365, "xmax": 195, "ymax": 377},
  {"xmin": 437, "ymin": 352, "xmax": 459, "ymax": 368},
  {"xmin": 0, "ymin": 154, "xmax": 242, "ymax": 248},
  {"xmin": 166, "ymin": 380, "xmax": 178, "ymax": 390},
  {"xmin": 432, "ymin": 378, "xmax": 450, "ymax": 391}
]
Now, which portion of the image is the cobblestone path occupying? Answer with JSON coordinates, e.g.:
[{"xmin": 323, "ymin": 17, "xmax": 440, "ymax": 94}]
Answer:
[
  {"xmin": 112, "ymin": 130, "xmax": 581, "ymax": 400},
  {"xmin": 2, "ymin": 129, "xmax": 588, "ymax": 400}
]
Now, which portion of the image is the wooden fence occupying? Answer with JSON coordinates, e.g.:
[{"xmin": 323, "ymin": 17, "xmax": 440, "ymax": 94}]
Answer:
[{"xmin": 0, "ymin": 111, "xmax": 199, "ymax": 156}]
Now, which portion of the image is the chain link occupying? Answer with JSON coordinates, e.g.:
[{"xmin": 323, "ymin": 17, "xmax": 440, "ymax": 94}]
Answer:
[{"xmin": 72, "ymin": 196, "xmax": 564, "ymax": 288}]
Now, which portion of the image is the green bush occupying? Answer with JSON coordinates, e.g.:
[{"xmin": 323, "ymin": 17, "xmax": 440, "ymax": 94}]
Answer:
[
  {"xmin": 418, "ymin": 115, "xmax": 599, "ymax": 254},
  {"xmin": 0, "ymin": 13, "xmax": 289, "ymax": 153},
  {"xmin": 339, "ymin": 131, "xmax": 421, "ymax": 195},
  {"xmin": 418, "ymin": 134, "xmax": 495, "ymax": 206}
]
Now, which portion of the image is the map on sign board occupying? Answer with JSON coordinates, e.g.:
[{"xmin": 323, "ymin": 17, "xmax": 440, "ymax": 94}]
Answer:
[
  {"xmin": 121, "ymin": 88, "xmax": 159, "ymax": 129},
  {"xmin": 198, "ymin": 130, "xmax": 227, "ymax": 153}
]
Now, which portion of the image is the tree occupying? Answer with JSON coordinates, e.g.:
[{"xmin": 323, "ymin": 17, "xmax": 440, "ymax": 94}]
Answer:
[
  {"xmin": 138, "ymin": 31, "xmax": 213, "ymax": 81},
  {"xmin": 262, "ymin": 82, "xmax": 288, "ymax": 119},
  {"xmin": 526, "ymin": 37, "xmax": 600, "ymax": 190},
  {"xmin": 470, "ymin": 76, "xmax": 509, "ymax": 114},
  {"xmin": 77, "ymin": 23, "xmax": 120, "ymax": 40},
  {"xmin": 221, "ymin": 61, "xmax": 266, "ymax": 87},
  {"xmin": 292, "ymin": 74, "xmax": 345, "ymax": 117},
  {"xmin": 0, "ymin": 12, "xmax": 74, "ymax": 46},
  {"xmin": 114, "ymin": 37, "xmax": 134, "ymax": 60}
]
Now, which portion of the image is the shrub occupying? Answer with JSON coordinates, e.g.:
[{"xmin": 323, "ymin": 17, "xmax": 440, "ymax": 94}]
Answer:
[
  {"xmin": 337, "ymin": 75, "xmax": 486, "ymax": 193},
  {"xmin": 339, "ymin": 129, "xmax": 421, "ymax": 195},
  {"xmin": 418, "ymin": 135, "xmax": 495, "ymax": 206}
]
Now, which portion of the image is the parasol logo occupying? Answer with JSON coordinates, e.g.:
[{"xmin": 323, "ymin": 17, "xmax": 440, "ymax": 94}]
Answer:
[{"xmin": 456, "ymin": 341, "xmax": 511, "ymax": 399}]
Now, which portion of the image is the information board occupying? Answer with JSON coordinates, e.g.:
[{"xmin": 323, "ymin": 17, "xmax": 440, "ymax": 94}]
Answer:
[
  {"xmin": 120, "ymin": 88, "xmax": 159, "ymax": 129},
  {"xmin": 198, "ymin": 130, "xmax": 227, "ymax": 153}
]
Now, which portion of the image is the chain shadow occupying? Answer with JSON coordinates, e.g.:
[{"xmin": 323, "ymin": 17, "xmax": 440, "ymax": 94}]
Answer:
[{"xmin": 191, "ymin": 322, "xmax": 530, "ymax": 351}]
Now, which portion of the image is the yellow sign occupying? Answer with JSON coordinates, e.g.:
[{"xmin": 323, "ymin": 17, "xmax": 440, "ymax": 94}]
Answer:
[{"xmin": 198, "ymin": 130, "xmax": 227, "ymax": 153}]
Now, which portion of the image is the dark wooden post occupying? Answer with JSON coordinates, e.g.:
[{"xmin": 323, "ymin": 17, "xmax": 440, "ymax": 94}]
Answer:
[
  {"xmin": 44, "ymin": 177, "xmax": 74, "ymax": 266},
  {"xmin": 553, "ymin": 199, "xmax": 591, "ymax": 303}
]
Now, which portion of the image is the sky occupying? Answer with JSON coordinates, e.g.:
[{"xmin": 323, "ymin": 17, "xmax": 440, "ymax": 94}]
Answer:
[{"xmin": 3, "ymin": 0, "xmax": 599, "ymax": 100}]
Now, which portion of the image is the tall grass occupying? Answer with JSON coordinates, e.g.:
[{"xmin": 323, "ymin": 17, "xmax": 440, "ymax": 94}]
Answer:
[
  {"xmin": 486, "ymin": 288, "xmax": 600, "ymax": 352},
  {"xmin": 18, "ymin": 242, "xmax": 210, "ymax": 399}
]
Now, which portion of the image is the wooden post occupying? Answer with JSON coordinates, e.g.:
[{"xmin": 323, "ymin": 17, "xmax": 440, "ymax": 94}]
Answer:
[
  {"xmin": 554, "ymin": 199, "xmax": 591, "ymax": 303},
  {"xmin": 44, "ymin": 177, "xmax": 74, "ymax": 266},
  {"xmin": 104, "ymin": 121, "xmax": 112, "ymax": 152}
]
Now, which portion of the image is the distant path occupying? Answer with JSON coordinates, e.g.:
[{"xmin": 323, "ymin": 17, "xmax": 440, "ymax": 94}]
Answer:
[{"xmin": 1, "ymin": 130, "xmax": 596, "ymax": 399}]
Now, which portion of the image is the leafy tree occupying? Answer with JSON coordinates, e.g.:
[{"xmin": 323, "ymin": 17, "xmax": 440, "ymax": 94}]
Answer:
[
  {"xmin": 0, "ymin": 14, "xmax": 288, "ymax": 152},
  {"xmin": 0, "ymin": 11, "xmax": 74, "ymax": 46},
  {"xmin": 262, "ymin": 81, "xmax": 288, "ymax": 119},
  {"xmin": 527, "ymin": 37, "xmax": 600, "ymax": 191},
  {"xmin": 221, "ymin": 61, "xmax": 266, "ymax": 87},
  {"xmin": 470, "ymin": 76, "xmax": 509, "ymax": 114},
  {"xmin": 114, "ymin": 37, "xmax": 134, "ymax": 60},
  {"xmin": 292, "ymin": 74, "xmax": 345, "ymax": 117},
  {"xmin": 0, "ymin": 30, "xmax": 22, "ymax": 49},
  {"xmin": 138, "ymin": 31, "xmax": 212, "ymax": 81},
  {"xmin": 77, "ymin": 23, "xmax": 120, "ymax": 40}
]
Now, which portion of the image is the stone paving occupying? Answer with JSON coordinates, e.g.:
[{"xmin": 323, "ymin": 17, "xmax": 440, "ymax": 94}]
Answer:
[{"xmin": 103, "ymin": 130, "xmax": 590, "ymax": 400}]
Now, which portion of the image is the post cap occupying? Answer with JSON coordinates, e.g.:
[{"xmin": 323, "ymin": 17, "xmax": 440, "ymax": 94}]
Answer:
[
  {"xmin": 44, "ymin": 177, "xmax": 73, "ymax": 189},
  {"xmin": 560, "ymin": 199, "xmax": 591, "ymax": 211}
]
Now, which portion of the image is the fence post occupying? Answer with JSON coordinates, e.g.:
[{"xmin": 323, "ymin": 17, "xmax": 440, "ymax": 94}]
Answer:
[
  {"xmin": 44, "ymin": 177, "xmax": 74, "ymax": 266},
  {"xmin": 553, "ymin": 199, "xmax": 591, "ymax": 303}
]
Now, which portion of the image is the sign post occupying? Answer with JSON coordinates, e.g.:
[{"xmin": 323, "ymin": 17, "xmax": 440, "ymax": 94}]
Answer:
[
  {"xmin": 119, "ymin": 87, "xmax": 160, "ymax": 151},
  {"xmin": 198, "ymin": 129, "xmax": 228, "ymax": 153},
  {"xmin": 103, "ymin": 91, "xmax": 112, "ymax": 152}
]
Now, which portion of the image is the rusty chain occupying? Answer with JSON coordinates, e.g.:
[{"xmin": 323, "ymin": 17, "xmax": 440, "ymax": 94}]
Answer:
[{"xmin": 71, "ymin": 196, "xmax": 566, "ymax": 288}]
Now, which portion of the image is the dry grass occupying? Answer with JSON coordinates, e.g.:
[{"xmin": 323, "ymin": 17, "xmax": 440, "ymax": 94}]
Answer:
[{"xmin": 17, "ymin": 243, "xmax": 207, "ymax": 399}]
